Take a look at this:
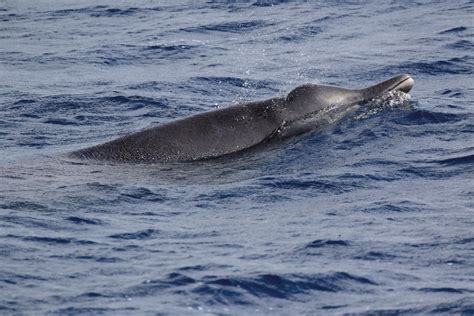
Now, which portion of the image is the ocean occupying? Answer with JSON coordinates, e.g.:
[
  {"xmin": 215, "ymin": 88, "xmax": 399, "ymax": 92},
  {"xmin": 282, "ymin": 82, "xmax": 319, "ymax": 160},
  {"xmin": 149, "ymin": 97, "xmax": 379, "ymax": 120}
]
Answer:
[{"xmin": 0, "ymin": 0, "xmax": 473, "ymax": 314}]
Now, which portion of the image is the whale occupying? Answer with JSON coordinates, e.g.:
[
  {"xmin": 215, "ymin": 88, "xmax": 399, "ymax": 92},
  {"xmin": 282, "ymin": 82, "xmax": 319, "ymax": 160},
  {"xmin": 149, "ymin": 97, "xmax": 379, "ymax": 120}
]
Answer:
[{"xmin": 70, "ymin": 74, "xmax": 414, "ymax": 162}]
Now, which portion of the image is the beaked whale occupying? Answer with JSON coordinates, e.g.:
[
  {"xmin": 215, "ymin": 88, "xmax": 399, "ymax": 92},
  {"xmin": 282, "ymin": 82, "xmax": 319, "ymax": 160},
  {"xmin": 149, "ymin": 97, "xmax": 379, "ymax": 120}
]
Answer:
[{"xmin": 70, "ymin": 74, "xmax": 414, "ymax": 162}]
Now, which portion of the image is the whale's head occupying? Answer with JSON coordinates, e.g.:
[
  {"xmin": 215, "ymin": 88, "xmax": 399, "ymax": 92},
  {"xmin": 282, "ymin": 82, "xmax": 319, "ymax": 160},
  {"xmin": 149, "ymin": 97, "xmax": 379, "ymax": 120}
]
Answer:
[
  {"xmin": 360, "ymin": 74, "xmax": 414, "ymax": 99},
  {"xmin": 279, "ymin": 74, "xmax": 414, "ymax": 135}
]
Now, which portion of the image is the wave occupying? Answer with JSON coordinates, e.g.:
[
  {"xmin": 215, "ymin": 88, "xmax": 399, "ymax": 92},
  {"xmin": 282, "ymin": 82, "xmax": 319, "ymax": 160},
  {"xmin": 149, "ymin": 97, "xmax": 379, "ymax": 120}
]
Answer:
[
  {"xmin": 252, "ymin": 0, "xmax": 295, "ymax": 7},
  {"xmin": 0, "ymin": 12, "xmax": 28, "ymax": 22},
  {"xmin": 439, "ymin": 26, "xmax": 468, "ymax": 34},
  {"xmin": 386, "ymin": 56, "xmax": 473, "ymax": 76},
  {"xmin": 3, "ymin": 94, "xmax": 169, "ymax": 128},
  {"xmin": 3, "ymin": 43, "xmax": 205, "ymax": 66},
  {"xmin": 5, "ymin": 234, "xmax": 97, "ymax": 245},
  {"xmin": 48, "ymin": 5, "xmax": 161, "ymax": 19},
  {"xmin": 142, "ymin": 44, "xmax": 195, "ymax": 53},
  {"xmin": 438, "ymin": 88, "xmax": 465, "ymax": 98},
  {"xmin": 435, "ymin": 153, "xmax": 474, "ymax": 166},
  {"xmin": 43, "ymin": 118, "xmax": 77, "ymax": 126},
  {"xmin": 276, "ymin": 25, "xmax": 323, "ymax": 42},
  {"xmin": 418, "ymin": 287, "xmax": 468, "ymax": 294},
  {"xmin": 109, "ymin": 228, "xmax": 160, "ymax": 240},
  {"xmin": 65, "ymin": 216, "xmax": 103, "ymax": 225},
  {"xmin": 259, "ymin": 176, "xmax": 358, "ymax": 194},
  {"xmin": 354, "ymin": 251, "xmax": 397, "ymax": 261},
  {"xmin": 302, "ymin": 239, "xmax": 351, "ymax": 249},
  {"xmin": 456, "ymin": 237, "xmax": 474, "ymax": 245},
  {"xmin": 0, "ymin": 201, "xmax": 48, "ymax": 212},
  {"xmin": 359, "ymin": 200, "xmax": 425, "ymax": 213},
  {"xmin": 198, "ymin": 272, "xmax": 376, "ymax": 299},
  {"xmin": 181, "ymin": 20, "xmax": 269, "ymax": 33},
  {"xmin": 446, "ymin": 40, "xmax": 474, "ymax": 50},
  {"xmin": 51, "ymin": 307, "xmax": 138, "ymax": 315},
  {"xmin": 355, "ymin": 297, "xmax": 474, "ymax": 315},
  {"xmin": 1, "ymin": 271, "xmax": 48, "ymax": 283},
  {"xmin": 192, "ymin": 76, "xmax": 275, "ymax": 90},
  {"xmin": 119, "ymin": 187, "xmax": 166, "ymax": 203},
  {"xmin": 391, "ymin": 109, "xmax": 465, "ymax": 126},
  {"xmin": 124, "ymin": 271, "xmax": 376, "ymax": 305}
]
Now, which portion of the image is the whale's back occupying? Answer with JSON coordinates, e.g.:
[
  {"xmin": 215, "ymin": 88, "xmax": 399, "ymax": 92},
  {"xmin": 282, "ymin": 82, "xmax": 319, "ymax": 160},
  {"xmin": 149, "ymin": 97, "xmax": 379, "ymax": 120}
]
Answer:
[{"xmin": 71, "ymin": 98, "xmax": 283, "ymax": 162}]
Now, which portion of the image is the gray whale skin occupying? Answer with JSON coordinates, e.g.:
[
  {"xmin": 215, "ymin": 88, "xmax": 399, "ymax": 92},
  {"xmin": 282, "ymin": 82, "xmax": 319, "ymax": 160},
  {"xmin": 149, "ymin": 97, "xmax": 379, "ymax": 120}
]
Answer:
[{"xmin": 70, "ymin": 74, "xmax": 414, "ymax": 162}]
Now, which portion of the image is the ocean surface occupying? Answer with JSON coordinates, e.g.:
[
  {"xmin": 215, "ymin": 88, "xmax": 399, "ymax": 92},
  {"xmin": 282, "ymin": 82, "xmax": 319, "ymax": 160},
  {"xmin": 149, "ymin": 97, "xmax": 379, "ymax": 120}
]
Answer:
[{"xmin": 1, "ymin": 1, "xmax": 473, "ymax": 314}]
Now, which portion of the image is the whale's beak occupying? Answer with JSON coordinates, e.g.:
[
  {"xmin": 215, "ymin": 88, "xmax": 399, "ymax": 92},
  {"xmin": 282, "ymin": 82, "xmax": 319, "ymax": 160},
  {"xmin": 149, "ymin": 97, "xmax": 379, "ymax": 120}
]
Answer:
[
  {"xmin": 362, "ymin": 74, "xmax": 414, "ymax": 100},
  {"xmin": 388, "ymin": 74, "xmax": 414, "ymax": 93}
]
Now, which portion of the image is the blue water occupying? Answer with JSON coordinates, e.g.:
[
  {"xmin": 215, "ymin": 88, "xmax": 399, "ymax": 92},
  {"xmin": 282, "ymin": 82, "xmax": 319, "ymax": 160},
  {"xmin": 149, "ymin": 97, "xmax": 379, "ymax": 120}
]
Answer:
[{"xmin": 1, "ymin": 1, "xmax": 473, "ymax": 314}]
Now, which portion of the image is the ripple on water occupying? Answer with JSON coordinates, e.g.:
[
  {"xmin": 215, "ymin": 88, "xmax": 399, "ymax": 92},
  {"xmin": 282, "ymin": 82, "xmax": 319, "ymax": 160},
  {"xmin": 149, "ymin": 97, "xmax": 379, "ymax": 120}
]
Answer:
[
  {"xmin": 439, "ymin": 26, "xmax": 468, "ymax": 34},
  {"xmin": 360, "ymin": 297, "xmax": 474, "ymax": 315},
  {"xmin": 391, "ymin": 109, "xmax": 466, "ymax": 126},
  {"xmin": 302, "ymin": 239, "xmax": 351, "ymax": 249},
  {"xmin": 387, "ymin": 56, "xmax": 473, "ymax": 76},
  {"xmin": 181, "ymin": 20, "xmax": 270, "ymax": 33},
  {"xmin": 65, "ymin": 216, "xmax": 103, "ymax": 225},
  {"xmin": 122, "ymin": 271, "xmax": 377, "ymax": 305},
  {"xmin": 109, "ymin": 228, "xmax": 160, "ymax": 240},
  {"xmin": 435, "ymin": 153, "xmax": 474, "ymax": 166}
]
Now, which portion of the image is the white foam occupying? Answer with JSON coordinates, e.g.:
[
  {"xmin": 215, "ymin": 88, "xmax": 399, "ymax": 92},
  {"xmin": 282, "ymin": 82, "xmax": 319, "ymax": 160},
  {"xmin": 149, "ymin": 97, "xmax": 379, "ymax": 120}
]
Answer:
[{"xmin": 355, "ymin": 91, "xmax": 412, "ymax": 119}]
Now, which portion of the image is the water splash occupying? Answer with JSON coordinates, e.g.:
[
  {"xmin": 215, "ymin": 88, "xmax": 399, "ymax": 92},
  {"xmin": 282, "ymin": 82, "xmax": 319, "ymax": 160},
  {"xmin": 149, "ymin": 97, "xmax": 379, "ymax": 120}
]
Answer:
[{"xmin": 355, "ymin": 91, "xmax": 412, "ymax": 119}]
